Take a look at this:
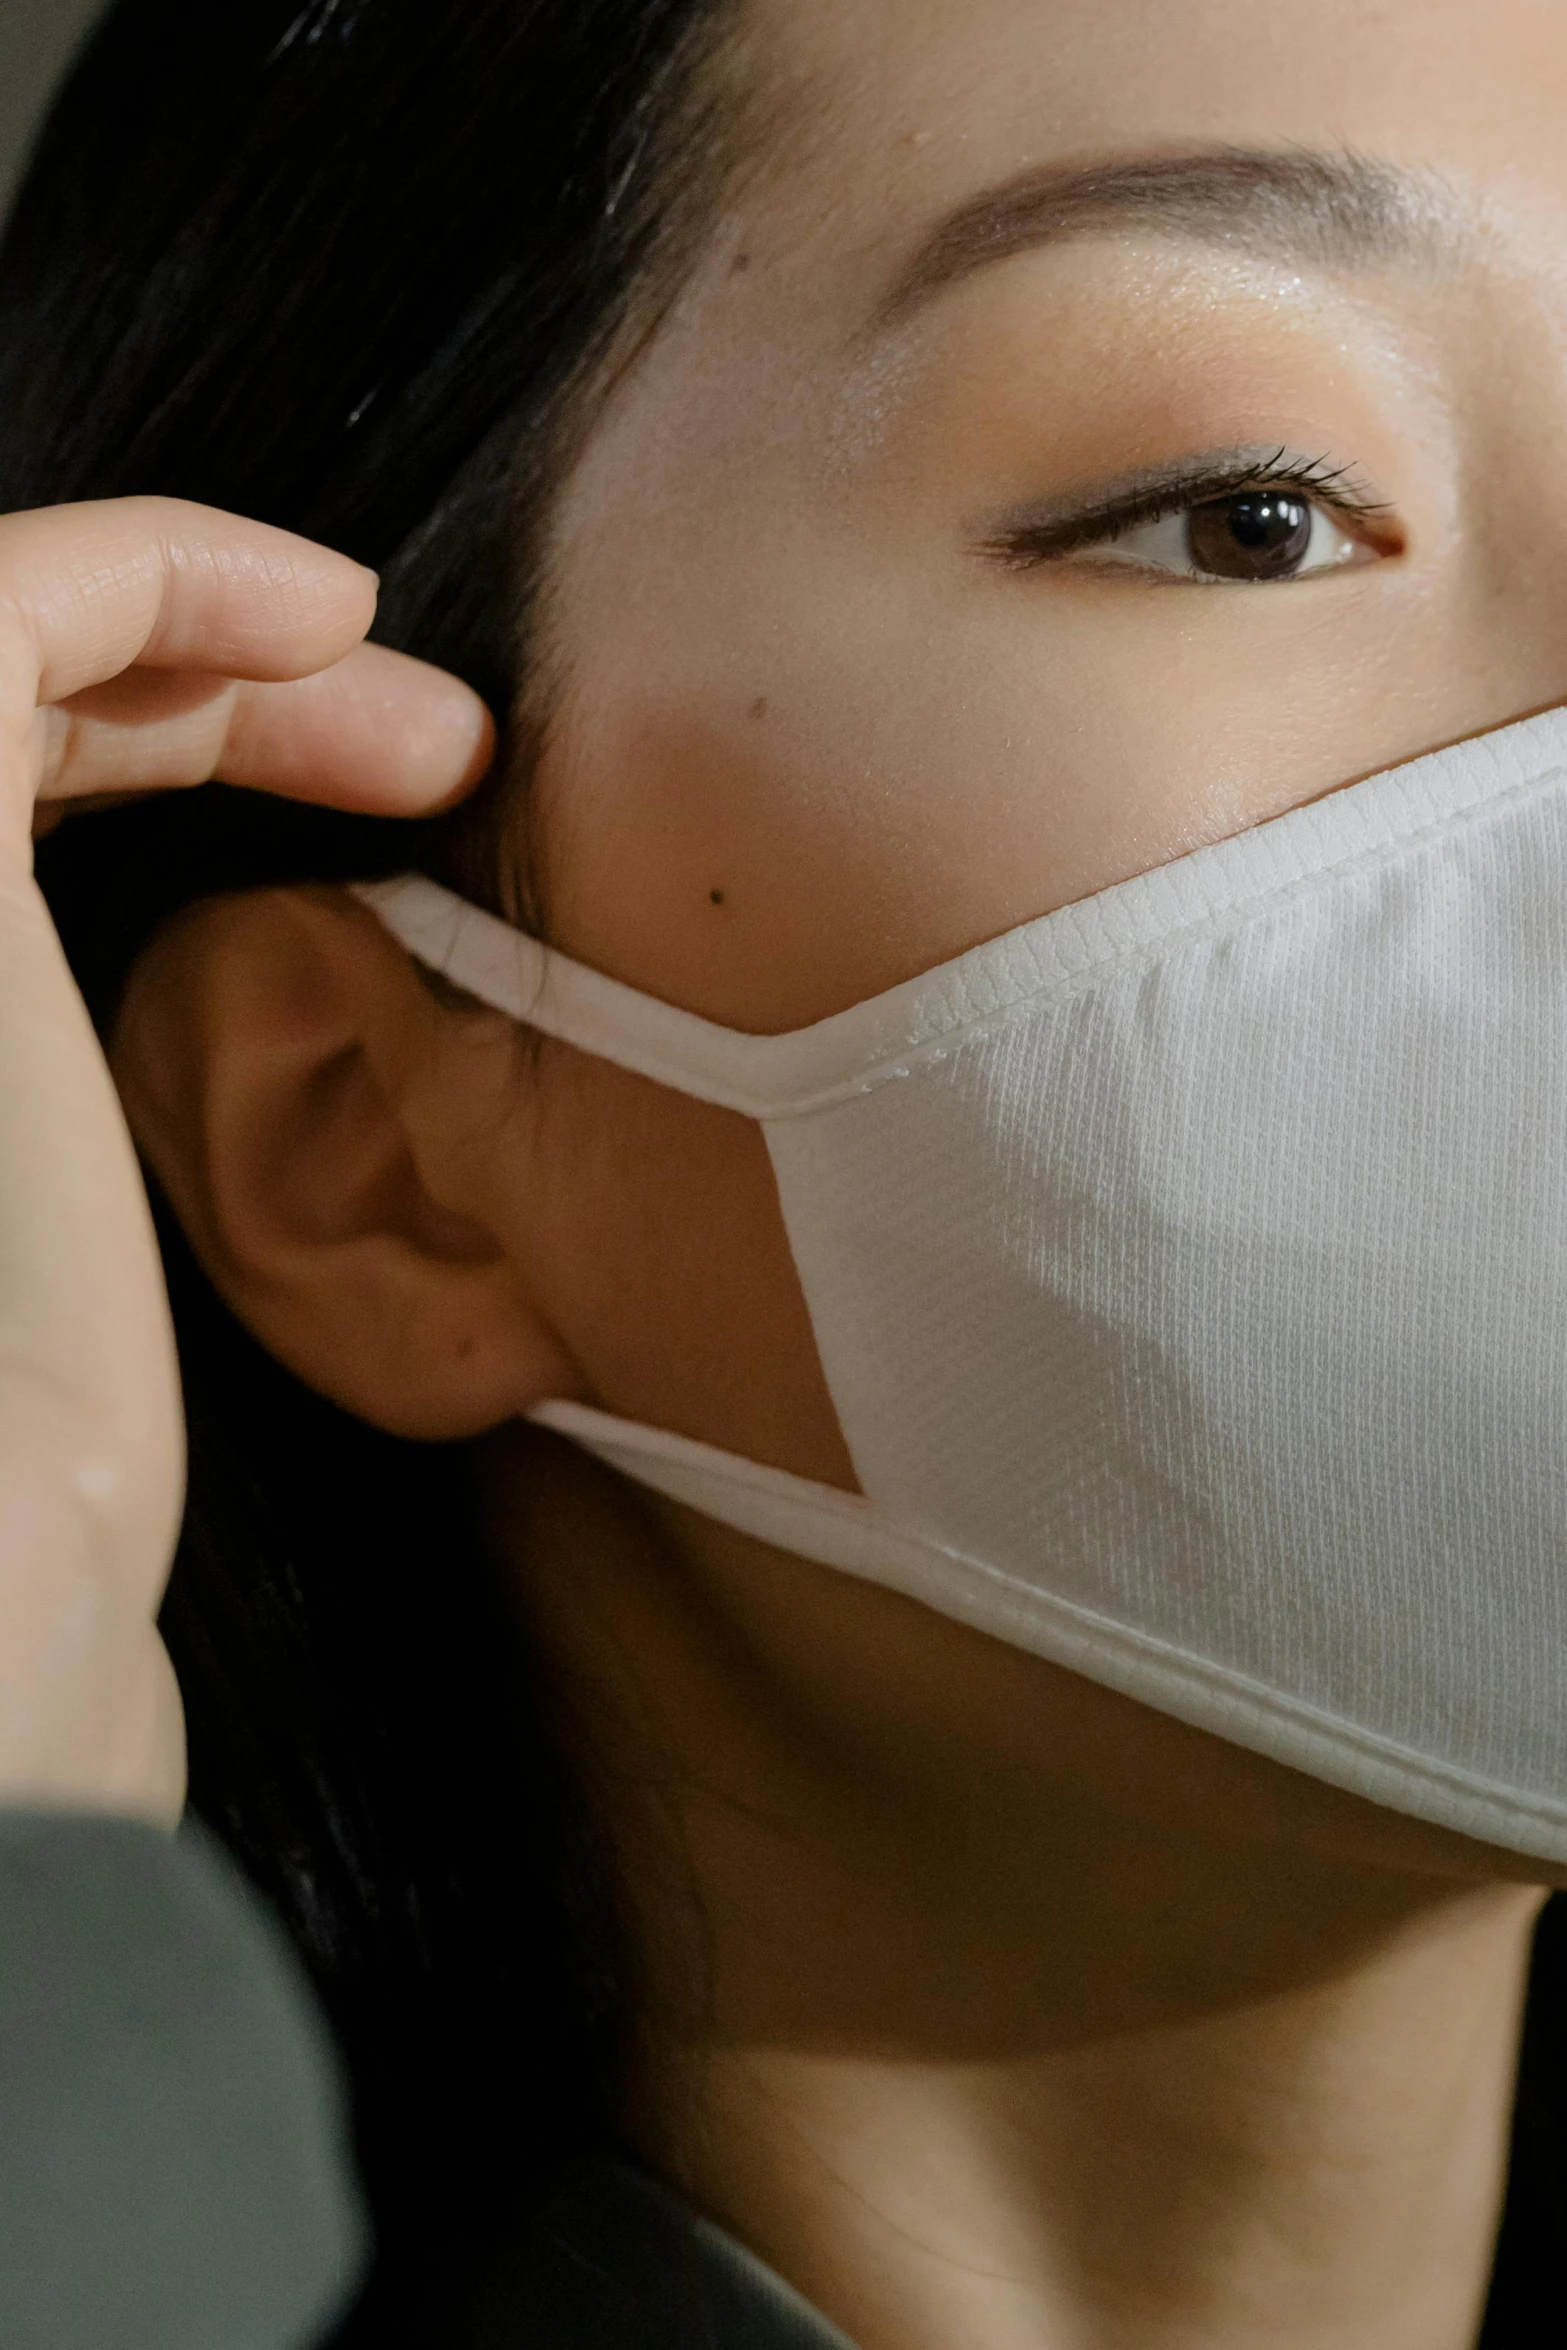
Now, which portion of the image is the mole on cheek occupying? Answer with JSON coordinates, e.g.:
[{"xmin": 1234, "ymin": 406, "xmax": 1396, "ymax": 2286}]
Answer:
[
  {"xmin": 749, "ymin": 696, "xmax": 768, "ymax": 721},
  {"xmin": 710, "ymin": 888, "xmax": 727, "ymax": 907}
]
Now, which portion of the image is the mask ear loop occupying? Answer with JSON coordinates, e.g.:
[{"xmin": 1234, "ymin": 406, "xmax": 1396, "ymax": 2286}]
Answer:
[
  {"xmin": 355, "ymin": 699, "xmax": 1567, "ymax": 1134},
  {"xmin": 529, "ymin": 1396, "xmax": 1057, "ymax": 1655},
  {"xmin": 533, "ymin": 1397, "xmax": 1567, "ymax": 1872},
  {"xmin": 355, "ymin": 870, "xmax": 1015, "ymax": 1117},
  {"xmin": 352, "ymin": 875, "xmax": 791, "ymax": 1112}
]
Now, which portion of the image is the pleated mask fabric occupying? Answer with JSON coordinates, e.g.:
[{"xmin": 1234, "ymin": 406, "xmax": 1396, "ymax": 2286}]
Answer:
[{"xmin": 356, "ymin": 702, "xmax": 1567, "ymax": 1861}]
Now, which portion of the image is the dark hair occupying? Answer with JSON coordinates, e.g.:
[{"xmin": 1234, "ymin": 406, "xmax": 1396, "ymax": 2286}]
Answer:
[{"xmin": 0, "ymin": 1, "xmax": 736, "ymax": 2337}]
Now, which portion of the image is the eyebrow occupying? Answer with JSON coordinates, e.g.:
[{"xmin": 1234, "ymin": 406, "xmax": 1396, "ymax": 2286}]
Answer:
[{"xmin": 874, "ymin": 145, "xmax": 1453, "ymax": 331}]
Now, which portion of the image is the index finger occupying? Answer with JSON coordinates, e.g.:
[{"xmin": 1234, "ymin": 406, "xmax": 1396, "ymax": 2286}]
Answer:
[{"xmin": 0, "ymin": 496, "xmax": 382, "ymax": 710}]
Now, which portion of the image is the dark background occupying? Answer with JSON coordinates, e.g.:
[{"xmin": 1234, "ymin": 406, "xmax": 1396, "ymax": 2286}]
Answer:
[{"xmin": 0, "ymin": 0, "xmax": 105, "ymax": 216}]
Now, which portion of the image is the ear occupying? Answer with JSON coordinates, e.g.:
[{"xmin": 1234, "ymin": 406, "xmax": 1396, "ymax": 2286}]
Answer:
[{"xmin": 111, "ymin": 885, "xmax": 585, "ymax": 1440}]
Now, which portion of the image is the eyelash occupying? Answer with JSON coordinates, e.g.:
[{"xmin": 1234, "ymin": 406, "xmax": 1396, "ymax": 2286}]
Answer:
[{"xmin": 985, "ymin": 447, "xmax": 1396, "ymax": 570}]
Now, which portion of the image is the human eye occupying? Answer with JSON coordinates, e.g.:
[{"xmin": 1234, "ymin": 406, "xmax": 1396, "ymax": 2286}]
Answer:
[{"xmin": 983, "ymin": 447, "xmax": 1402, "ymax": 585}]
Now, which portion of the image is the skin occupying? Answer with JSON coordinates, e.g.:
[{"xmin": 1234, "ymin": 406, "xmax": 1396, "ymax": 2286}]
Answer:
[
  {"xmin": 0, "ymin": 499, "xmax": 488, "ymax": 1821},
  {"xmin": 41, "ymin": 0, "xmax": 1567, "ymax": 2342}
]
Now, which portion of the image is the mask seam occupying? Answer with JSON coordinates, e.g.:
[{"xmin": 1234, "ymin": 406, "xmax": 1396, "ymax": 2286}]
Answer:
[
  {"xmin": 765, "ymin": 761, "xmax": 1567, "ymax": 1121},
  {"xmin": 535, "ymin": 1406, "xmax": 1567, "ymax": 1840},
  {"xmin": 915, "ymin": 1543, "xmax": 1567, "ymax": 1828}
]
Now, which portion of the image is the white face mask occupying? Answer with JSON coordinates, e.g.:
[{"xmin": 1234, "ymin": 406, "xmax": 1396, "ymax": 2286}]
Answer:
[{"xmin": 357, "ymin": 702, "xmax": 1567, "ymax": 1864}]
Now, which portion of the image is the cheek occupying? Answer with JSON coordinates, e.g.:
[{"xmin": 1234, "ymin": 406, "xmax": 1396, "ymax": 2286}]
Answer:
[
  {"xmin": 535, "ymin": 259, "xmax": 1567, "ymax": 1036},
  {"xmin": 533, "ymin": 540, "xmax": 1506, "ymax": 1036},
  {"xmin": 509, "ymin": 1046, "xmax": 857, "ymax": 1486}
]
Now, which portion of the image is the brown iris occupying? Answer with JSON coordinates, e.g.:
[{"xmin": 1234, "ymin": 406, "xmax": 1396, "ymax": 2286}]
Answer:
[{"xmin": 1186, "ymin": 490, "xmax": 1314, "ymax": 581}]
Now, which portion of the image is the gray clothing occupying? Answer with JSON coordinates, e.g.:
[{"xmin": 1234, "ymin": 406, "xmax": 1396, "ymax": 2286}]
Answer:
[
  {"xmin": 0, "ymin": 1811, "xmax": 366, "ymax": 2349},
  {"xmin": 466, "ymin": 2159, "xmax": 858, "ymax": 2350},
  {"xmin": 0, "ymin": 1812, "xmax": 854, "ymax": 2349}
]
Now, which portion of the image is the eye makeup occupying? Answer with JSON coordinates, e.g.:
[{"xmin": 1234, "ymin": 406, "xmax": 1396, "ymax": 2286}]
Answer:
[{"xmin": 980, "ymin": 444, "xmax": 1401, "ymax": 571}]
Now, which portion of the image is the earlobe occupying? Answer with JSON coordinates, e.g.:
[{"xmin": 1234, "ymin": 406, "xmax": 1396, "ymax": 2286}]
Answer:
[{"xmin": 111, "ymin": 885, "xmax": 583, "ymax": 1440}]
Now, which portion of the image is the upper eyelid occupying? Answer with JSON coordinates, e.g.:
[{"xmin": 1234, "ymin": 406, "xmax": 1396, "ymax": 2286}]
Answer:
[{"xmin": 980, "ymin": 447, "xmax": 1395, "ymax": 566}]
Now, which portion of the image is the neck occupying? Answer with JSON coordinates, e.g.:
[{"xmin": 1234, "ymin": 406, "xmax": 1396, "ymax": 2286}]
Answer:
[
  {"xmin": 673, "ymin": 1890, "xmax": 1533, "ymax": 2350},
  {"xmin": 484, "ymin": 1423, "xmax": 1543, "ymax": 2350}
]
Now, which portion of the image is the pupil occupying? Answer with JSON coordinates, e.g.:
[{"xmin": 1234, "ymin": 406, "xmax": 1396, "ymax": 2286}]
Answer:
[{"xmin": 1187, "ymin": 491, "xmax": 1313, "ymax": 581}]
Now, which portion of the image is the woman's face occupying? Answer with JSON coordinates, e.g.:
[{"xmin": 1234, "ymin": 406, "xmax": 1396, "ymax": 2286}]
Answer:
[
  {"xmin": 121, "ymin": 0, "xmax": 1567, "ymax": 1899},
  {"xmin": 535, "ymin": 0, "xmax": 1567, "ymax": 1044},
  {"xmin": 438, "ymin": 0, "xmax": 1567, "ymax": 1509}
]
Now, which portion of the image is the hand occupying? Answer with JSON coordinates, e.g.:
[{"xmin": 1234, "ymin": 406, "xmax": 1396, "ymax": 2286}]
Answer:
[{"xmin": 0, "ymin": 498, "xmax": 492, "ymax": 1829}]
